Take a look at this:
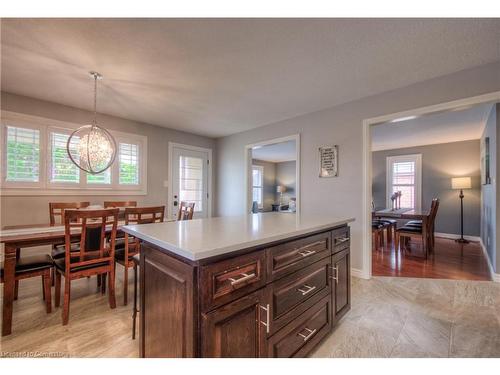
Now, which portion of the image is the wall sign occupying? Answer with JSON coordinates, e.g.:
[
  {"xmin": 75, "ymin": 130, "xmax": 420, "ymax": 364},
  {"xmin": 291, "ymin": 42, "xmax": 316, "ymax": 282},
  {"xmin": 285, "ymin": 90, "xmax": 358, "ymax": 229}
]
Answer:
[{"xmin": 319, "ymin": 145, "xmax": 338, "ymax": 178}]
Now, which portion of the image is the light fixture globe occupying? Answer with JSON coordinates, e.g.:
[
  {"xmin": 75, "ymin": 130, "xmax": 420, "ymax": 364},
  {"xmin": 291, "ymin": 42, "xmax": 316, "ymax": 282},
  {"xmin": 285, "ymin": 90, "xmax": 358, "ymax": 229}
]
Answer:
[
  {"xmin": 67, "ymin": 124, "xmax": 117, "ymax": 174},
  {"xmin": 66, "ymin": 71, "xmax": 117, "ymax": 174}
]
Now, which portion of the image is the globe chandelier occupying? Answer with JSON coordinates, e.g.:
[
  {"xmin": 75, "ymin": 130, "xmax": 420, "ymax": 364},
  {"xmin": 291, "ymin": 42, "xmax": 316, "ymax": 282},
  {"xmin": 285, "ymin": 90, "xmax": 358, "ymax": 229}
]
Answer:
[{"xmin": 67, "ymin": 71, "xmax": 117, "ymax": 174}]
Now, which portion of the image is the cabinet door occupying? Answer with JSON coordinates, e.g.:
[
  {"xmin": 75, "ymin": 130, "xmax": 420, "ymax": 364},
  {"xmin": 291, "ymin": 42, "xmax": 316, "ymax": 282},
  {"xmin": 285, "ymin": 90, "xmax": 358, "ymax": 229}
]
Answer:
[
  {"xmin": 331, "ymin": 248, "xmax": 350, "ymax": 322},
  {"xmin": 141, "ymin": 244, "xmax": 195, "ymax": 358},
  {"xmin": 201, "ymin": 287, "xmax": 269, "ymax": 358}
]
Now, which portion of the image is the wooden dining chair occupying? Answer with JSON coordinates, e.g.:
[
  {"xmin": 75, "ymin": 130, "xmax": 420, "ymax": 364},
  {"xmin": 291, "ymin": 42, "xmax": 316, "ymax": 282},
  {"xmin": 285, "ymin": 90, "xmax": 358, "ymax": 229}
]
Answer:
[
  {"xmin": 177, "ymin": 201, "xmax": 195, "ymax": 221},
  {"xmin": 54, "ymin": 208, "xmax": 119, "ymax": 325},
  {"xmin": 1, "ymin": 254, "xmax": 53, "ymax": 315},
  {"xmin": 49, "ymin": 202, "xmax": 91, "ymax": 259},
  {"xmin": 404, "ymin": 198, "xmax": 440, "ymax": 250},
  {"xmin": 115, "ymin": 206, "xmax": 165, "ymax": 305},
  {"xmin": 395, "ymin": 199, "xmax": 440, "ymax": 258}
]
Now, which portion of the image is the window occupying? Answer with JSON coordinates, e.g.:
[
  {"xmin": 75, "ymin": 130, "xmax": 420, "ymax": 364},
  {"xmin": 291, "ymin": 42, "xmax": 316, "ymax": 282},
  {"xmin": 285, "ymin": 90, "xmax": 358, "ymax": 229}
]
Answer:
[
  {"xmin": 386, "ymin": 154, "xmax": 422, "ymax": 210},
  {"xmin": 119, "ymin": 142, "xmax": 139, "ymax": 185},
  {"xmin": 179, "ymin": 156, "xmax": 204, "ymax": 212},
  {"xmin": 1, "ymin": 113, "xmax": 147, "ymax": 195},
  {"xmin": 49, "ymin": 131, "xmax": 80, "ymax": 184},
  {"xmin": 5, "ymin": 126, "xmax": 40, "ymax": 183},
  {"xmin": 252, "ymin": 165, "xmax": 264, "ymax": 209}
]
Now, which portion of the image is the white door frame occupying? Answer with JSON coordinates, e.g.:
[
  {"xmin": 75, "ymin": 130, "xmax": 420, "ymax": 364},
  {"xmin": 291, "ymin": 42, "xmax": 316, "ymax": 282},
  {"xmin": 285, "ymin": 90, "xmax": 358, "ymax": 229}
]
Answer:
[
  {"xmin": 244, "ymin": 134, "xmax": 301, "ymax": 214},
  {"xmin": 168, "ymin": 142, "xmax": 213, "ymax": 219},
  {"xmin": 361, "ymin": 91, "xmax": 500, "ymax": 280}
]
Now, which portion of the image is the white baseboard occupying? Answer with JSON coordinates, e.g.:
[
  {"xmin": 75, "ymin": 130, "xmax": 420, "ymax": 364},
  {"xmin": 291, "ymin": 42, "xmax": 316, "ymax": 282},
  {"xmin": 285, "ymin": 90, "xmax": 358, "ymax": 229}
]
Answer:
[
  {"xmin": 434, "ymin": 232, "xmax": 481, "ymax": 242},
  {"xmin": 479, "ymin": 239, "xmax": 500, "ymax": 283},
  {"xmin": 351, "ymin": 267, "xmax": 368, "ymax": 279}
]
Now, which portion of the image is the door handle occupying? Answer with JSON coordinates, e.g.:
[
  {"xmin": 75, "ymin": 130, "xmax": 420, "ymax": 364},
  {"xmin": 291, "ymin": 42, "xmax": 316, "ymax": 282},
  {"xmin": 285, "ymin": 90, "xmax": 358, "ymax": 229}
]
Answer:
[
  {"xmin": 330, "ymin": 265, "xmax": 339, "ymax": 284},
  {"xmin": 297, "ymin": 284, "xmax": 317, "ymax": 296},
  {"xmin": 260, "ymin": 304, "xmax": 270, "ymax": 334}
]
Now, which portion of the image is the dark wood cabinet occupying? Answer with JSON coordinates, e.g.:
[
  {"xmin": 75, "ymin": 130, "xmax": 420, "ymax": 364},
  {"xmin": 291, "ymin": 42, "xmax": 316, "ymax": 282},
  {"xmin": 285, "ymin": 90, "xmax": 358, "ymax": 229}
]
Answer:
[
  {"xmin": 201, "ymin": 287, "xmax": 269, "ymax": 357},
  {"xmin": 140, "ymin": 245, "xmax": 196, "ymax": 358},
  {"xmin": 139, "ymin": 224, "xmax": 350, "ymax": 358},
  {"xmin": 331, "ymin": 248, "xmax": 350, "ymax": 322}
]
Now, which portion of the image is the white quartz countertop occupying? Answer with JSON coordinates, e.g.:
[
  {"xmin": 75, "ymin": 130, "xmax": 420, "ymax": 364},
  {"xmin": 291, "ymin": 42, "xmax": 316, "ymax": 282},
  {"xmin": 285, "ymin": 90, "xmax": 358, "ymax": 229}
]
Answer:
[{"xmin": 122, "ymin": 213, "xmax": 354, "ymax": 261}]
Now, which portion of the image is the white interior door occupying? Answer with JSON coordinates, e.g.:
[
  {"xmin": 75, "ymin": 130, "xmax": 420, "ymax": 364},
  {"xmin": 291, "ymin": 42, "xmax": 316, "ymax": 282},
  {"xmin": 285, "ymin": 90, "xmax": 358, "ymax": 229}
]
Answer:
[{"xmin": 170, "ymin": 145, "xmax": 209, "ymax": 219}]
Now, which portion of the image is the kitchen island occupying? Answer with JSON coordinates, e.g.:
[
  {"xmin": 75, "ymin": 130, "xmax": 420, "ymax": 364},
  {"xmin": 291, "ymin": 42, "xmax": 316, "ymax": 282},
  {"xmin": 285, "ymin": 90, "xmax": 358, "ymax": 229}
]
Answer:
[{"xmin": 122, "ymin": 213, "xmax": 354, "ymax": 358}]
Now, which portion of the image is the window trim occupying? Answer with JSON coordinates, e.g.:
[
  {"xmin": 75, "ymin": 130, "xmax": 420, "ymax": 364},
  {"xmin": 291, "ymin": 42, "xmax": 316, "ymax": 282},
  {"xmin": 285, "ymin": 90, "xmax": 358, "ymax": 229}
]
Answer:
[
  {"xmin": 252, "ymin": 165, "xmax": 264, "ymax": 209},
  {"xmin": 0, "ymin": 111, "xmax": 148, "ymax": 196},
  {"xmin": 386, "ymin": 154, "xmax": 422, "ymax": 211}
]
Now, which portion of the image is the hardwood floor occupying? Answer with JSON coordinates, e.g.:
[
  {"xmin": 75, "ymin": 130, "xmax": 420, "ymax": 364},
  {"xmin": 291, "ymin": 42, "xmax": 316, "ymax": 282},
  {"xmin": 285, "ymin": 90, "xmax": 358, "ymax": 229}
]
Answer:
[{"xmin": 372, "ymin": 235, "xmax": 491, "ymax": 280}]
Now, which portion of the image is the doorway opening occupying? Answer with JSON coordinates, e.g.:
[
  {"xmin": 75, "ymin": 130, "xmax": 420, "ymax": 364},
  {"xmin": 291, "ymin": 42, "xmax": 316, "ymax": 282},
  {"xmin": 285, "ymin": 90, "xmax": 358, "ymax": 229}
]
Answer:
[
  {"xmin": 244, "ymin": 134, "xmax": 300, "ymax": 215},
  {"xmin": 362, "ymin": 92, "xmax": 500, "ymax": 280}
]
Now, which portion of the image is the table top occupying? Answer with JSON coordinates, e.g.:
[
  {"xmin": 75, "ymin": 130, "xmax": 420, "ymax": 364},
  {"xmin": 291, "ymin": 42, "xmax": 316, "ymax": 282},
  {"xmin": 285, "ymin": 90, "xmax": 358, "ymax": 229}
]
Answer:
[
  {"xmin": 373, "ymin": 208, "xmax": 430, "ymax": 219},
  {"xmin": 122, "ymin": 212, "xmax": 355, "ymax": 261}
]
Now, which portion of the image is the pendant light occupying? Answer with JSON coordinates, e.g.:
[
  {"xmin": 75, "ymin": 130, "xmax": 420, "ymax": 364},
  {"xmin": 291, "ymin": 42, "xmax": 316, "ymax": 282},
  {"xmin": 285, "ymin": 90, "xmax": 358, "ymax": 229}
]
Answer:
[{"xmin": 67, "ymin": 71, "xmax": 117, "ymax": 174}]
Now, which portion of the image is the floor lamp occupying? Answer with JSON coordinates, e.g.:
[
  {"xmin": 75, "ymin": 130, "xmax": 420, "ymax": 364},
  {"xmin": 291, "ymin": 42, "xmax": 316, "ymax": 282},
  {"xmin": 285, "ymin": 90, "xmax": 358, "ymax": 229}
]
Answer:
[{"xmin": 451, "ymin": 177, "xmax": 472, "ymax": 244}]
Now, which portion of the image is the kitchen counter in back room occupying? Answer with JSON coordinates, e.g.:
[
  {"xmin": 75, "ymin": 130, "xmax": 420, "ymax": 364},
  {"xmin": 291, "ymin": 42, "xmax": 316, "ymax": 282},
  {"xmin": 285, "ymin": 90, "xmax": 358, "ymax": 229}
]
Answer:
[{"xmin": 122, "ymin": 212, "xmax": 355, "ymax": 358}]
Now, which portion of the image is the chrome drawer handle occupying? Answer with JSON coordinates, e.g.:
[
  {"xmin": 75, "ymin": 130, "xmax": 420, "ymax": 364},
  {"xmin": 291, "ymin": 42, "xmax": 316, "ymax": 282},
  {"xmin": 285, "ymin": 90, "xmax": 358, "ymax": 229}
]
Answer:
[
  {"xmin": 228, "ymin": 272, "xmax": 256, "ymax": 286},
  {"xmin": 330, "ymin": 265, "xmax": 338, "ymax": 284},
  {"xmin": 298, "ymin": 327, "xmax": 317, "ymax": 341},
  {"xmin": 335, "ymin": 237, "xmax": 349, "ymax": 244},
  {"xmin": 297, "ymin": 284, "xmax": 317, "ymax": 296},
  {"xmin": 298, "ymin": 249, "xmax": 316, "ymax": 257},
  {"xmin": 260, "ymin": 304, "xmax": 270, "ymax": 334}
]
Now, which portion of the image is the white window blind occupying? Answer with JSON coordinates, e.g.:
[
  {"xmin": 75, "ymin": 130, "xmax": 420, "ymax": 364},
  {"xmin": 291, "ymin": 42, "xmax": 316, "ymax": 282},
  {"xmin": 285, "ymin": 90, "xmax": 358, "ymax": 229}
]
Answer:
[
  {"xmin": 252, "ymin": 165, "xmax": 264, "ymax": 208},
  {"xmin": 6, "ymin": 126, "xmax": 40, "ymax": 182},
  {"xmin": 179, "ymin": 156, "xmax": 204, "ymax": 212},
  {"xmin": 50, "ymin": 132, "xmax": 80, "ymax": 183},
  {"xmin": 87, "ymin": 169, "xmax": 111, "ymax": 184},
  {"xmin": 387, "ymin": 154, "xmax": 422, "ymax": 210},
  {"xmin": 119, "ymin": 142, "xmax": 139, "ymax": 185}
]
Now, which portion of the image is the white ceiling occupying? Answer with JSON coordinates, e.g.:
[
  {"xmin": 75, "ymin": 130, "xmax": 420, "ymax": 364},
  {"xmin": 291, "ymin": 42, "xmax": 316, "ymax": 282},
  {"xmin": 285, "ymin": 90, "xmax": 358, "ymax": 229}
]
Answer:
[
  {"xmin": 371, "ymin": 103, "xmax": 494, "ymax": 151},
  {"xmin": 252, "ymin": 140, "xmax": 296, "ymax": 163},
  {"xmin": 1, "ymin": 19, "xmax": 500, "ymax": 138}
]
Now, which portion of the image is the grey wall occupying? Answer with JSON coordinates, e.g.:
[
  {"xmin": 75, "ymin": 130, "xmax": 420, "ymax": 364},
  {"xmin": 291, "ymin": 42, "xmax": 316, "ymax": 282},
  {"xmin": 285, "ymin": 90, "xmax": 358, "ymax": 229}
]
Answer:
[
  {"xmin": 481, "ymin": 105, "xmax": 497, "ymax": 272},
  {"xmin": 215, "ymin": 61, "xmax": 500, "ymax": 272},
  {"xmin": 372, "ymin": 140, "xmax": 481, "ymax": 236},
  {"xmin": 0, "ymin": 92, "xmax": 216, "ymax": 228},
  {"xmin": 276, "ymin": 161, "xmax": 296, "ymax": 204},
  {"xmin": 252, "ymin": 159, "xmax": 277, "ymax": 212}
]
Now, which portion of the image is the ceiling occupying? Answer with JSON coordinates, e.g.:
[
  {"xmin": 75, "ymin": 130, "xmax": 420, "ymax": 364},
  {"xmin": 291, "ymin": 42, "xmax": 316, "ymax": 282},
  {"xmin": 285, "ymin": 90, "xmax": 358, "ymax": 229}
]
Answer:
[
  {"xmin": 1, "ymin": 19, "xmax": 500, "ymax": 138},
  {"xmin": 371, "ymin": 103, "xmax": 494, "ymax": 151},
  {"xmin": 252, "ymin": 140, "xmax": 296, "ymax": 163}
]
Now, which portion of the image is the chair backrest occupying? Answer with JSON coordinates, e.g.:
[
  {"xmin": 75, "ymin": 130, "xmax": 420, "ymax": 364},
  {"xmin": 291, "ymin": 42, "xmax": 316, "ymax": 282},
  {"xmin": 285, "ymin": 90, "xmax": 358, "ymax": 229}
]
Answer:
[
  {"xmin": 124, "ymin": 206, "xmax": 165, "ymax": 225},
  {"xmin": 63, "ymin": 208, "xmax": 119, "ymax": 272},
  {"xmin": 177, "ymin": 201, "xmax": 195, "ymax": 221},
  {"xmin": 103, "ymin": 201, "xmax": 137, "ymax": 208},
  {"xmin": 49, "ymin": 202, "xmax": 90, "ymax": 226},
  {"xmin": 429, "ymin": 198, "xmax": 440, "ymax": 228}
]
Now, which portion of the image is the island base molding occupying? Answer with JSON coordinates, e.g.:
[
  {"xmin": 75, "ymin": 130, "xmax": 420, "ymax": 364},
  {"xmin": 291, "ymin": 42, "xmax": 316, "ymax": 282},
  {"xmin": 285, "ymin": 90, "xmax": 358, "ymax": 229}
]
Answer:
[{"xmin": 139, "ymin": 224, "xmax": 351, "ymax": 358}]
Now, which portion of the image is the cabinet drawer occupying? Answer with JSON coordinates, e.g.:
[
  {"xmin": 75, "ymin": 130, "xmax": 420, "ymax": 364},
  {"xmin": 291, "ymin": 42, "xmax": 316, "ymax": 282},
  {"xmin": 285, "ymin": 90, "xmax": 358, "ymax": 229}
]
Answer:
[
  {"xmin": 266, "ymin": 231, "xmax": 331, "ymax": 281},
  {"xmin": 270, "ymin": 257, "xmax": 331, "ymax": 334},
  {"xmin": 332, "ymin": 226, "xmax": 350, "ymax": 254},
  {"xmin": 200, "ymin": 250, "xmax": 266, "ymax": 312},
  {"xmin": 267, "ymin": 295, "xmax": 332, "ymax": 358}
]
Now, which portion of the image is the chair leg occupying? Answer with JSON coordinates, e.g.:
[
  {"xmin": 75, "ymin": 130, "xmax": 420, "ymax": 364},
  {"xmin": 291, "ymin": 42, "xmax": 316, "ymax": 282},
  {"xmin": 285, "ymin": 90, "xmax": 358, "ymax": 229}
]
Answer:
[
  {"xmin": 373, "ymin": 231, "xmax": 379, "ymax": 251},
  {"xmin": 395, "ymin": 232, "xmax": 400, "ymax": 252},
  {"xmin": 108, "ymin": 266, "xmax": 117, "ymax": 309},
  {"xmin": 101, "ymin": 273, "xmax": 107, "ymax": 295},
  {"xmin": 42, "ymin": 277, "xmax": 45, "ymax": 300},
  {"xmin": 97, "ymin": 274, "xmax": 102, "ymax": 288},
  {"xmin": 43, "ymin": 272, "xmax": 52, "ymax": 314},
  {"xmin": 132, "ymin": 264, "xmax": 138, "ymax": 340},
  {"xmin": 55, "ymin": 271, "xmax": 61, "ymax": 307},
  {"xmin": 14, "ymin": 280, "xmax": 19, "ymax": 300},
  {"xmin": 123, "ymin": 265, "xmax": 129, "ymax": 306},
  {"xmin": 62, "ymin": 277, "xmax": 71, "ymax": 325}
]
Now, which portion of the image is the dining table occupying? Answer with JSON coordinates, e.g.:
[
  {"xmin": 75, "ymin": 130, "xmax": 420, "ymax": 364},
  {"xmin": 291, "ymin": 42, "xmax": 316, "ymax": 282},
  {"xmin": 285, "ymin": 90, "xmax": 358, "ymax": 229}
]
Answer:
[
  {"xmin": 0, "ymin": 217, "xmax": 174, "ymax": 336},
  {"xmin": 372, "ymin": 207, "xmax": 432, "ymax": 258}
]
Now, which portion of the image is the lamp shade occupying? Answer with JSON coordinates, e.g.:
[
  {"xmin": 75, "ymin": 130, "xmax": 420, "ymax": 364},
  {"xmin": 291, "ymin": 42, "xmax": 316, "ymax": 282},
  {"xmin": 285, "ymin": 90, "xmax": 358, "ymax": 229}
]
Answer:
[
  {"xmin": 276, "ymin": 185, "xmax": 286, "ymax": 193},
  {"xmin": 451, "ymin": 177, "xmax": 472, "ymax": 190}
]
